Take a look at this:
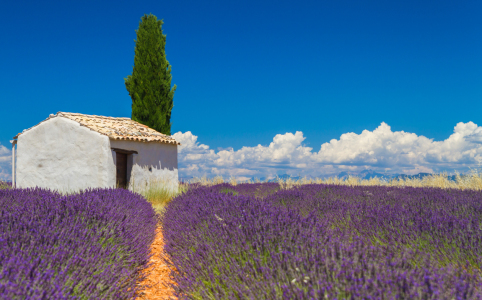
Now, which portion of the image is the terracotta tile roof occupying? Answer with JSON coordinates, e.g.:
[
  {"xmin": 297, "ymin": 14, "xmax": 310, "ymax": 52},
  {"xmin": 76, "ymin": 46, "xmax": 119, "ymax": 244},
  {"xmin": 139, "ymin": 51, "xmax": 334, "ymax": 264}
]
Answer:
[{"xmin": 14, "ymin": 112, "xmax": 180, "ymax": 145}]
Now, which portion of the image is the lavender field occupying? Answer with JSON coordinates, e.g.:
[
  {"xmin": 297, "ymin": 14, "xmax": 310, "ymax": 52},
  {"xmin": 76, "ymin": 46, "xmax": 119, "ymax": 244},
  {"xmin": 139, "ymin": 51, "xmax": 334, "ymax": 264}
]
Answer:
[
  {"xmin": 0, "ymin": 187, "xmax": 158, "ymax": 299},
  {"xmin": 162, "ymin": 183, "xmax": 482, "ymax": 299},
  {"xmin": 3, "ymin": 178, "xmax": 482, "ymax": 299}
]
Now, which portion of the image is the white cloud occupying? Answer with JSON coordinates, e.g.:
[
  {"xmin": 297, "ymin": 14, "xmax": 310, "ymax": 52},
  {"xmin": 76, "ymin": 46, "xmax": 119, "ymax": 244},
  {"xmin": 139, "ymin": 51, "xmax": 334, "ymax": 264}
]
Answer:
[
  {"xmin": 173, "ymin": 131, "xmax": 315, "ymax": 179},
  {"xmin": 173, "ymin": 122, "xmax": 482, "ymax": 180},
  {"xmin": 0, "ymin": 143, "xmax": 12, "ymax": 181}
]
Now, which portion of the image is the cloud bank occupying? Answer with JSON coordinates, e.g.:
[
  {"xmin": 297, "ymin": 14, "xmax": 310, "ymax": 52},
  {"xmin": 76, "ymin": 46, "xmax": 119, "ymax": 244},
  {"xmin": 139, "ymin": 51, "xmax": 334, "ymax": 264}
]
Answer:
[
  {"xmin": 173, "ymin": 122, "xmax": 482, "ymax": 181},
  {"xmin": 1, "ymin": 122, "xmax": 481, "ymax": 182}
]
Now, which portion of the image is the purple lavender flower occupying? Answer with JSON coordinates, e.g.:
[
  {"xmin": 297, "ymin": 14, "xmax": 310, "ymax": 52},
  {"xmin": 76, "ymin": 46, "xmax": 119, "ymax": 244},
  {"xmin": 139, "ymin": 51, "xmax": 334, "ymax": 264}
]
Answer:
[
  {"xmin": 161, "ymin": 183, "xmax": 482, "ymax": 299},
  {"xmin": 0, "ymin": 187, "xmax": 157, "ymax": 299}
]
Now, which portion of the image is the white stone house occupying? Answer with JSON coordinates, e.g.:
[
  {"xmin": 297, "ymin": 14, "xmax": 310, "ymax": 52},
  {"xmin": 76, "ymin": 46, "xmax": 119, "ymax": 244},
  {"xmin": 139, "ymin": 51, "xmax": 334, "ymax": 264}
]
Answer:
[{"xmin": 11, "ymin": 112, "xmax": 180, "ymax": 193}]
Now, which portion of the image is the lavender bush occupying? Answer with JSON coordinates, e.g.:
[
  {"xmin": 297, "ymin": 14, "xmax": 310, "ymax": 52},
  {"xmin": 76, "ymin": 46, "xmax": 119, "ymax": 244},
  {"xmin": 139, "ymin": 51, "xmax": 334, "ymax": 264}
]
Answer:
[
  {"xmin": 162, "ymin": 183, "xmax": 482, "ymax": 299},
  {"xmin": 0, "ymin": 188, "xmax": 158, "ymax": 299}
]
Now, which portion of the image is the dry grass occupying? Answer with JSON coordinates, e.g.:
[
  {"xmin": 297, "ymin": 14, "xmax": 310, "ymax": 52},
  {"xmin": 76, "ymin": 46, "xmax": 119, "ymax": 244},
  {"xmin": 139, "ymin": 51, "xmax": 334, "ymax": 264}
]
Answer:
[
  {"xmin": 133, "ymin": 178, "xmax": 189, "ymax": 215},
  {"xmin": 274, "ymin": 170, "xmax": 482, "ymax": 191},
  {"xmin": 0, "ymin": 181, "xmax": 12, "ymax": 190},
  {"xmin": 182, "ymin": 169, "xmax": 482, "ymax": 191}
]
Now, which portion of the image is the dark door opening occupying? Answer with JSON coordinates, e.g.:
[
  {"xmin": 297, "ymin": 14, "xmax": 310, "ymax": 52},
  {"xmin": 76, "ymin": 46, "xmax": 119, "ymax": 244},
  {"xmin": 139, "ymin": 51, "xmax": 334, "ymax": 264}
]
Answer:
[{"xmin": 116, "ymin": 152, "xmax": 128, "ymax": 188}]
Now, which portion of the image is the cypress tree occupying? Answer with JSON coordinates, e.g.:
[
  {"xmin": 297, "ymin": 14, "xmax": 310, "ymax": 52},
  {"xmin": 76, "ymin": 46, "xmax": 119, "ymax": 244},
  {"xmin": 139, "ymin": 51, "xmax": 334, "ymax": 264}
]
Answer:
[{"xmin": 124, "ymin": 13, "xmax": 176, "ymax": 135}]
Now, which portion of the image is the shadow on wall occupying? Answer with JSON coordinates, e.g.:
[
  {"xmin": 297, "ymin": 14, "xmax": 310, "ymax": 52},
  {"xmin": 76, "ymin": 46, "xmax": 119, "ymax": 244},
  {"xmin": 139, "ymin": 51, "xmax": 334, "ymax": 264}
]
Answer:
[
  {"xmin": 111, "ymin": 147, "xmax": 177, "ymax": 183},
  {"xmin": 128, "ymin": 165, "xmax": 179, "ymax": 195}
]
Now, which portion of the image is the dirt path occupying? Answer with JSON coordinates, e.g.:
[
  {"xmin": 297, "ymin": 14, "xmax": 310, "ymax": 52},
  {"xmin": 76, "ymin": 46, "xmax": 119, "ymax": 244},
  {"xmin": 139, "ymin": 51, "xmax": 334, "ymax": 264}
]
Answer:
[{"xmin": 137, "ymin": 225, "xmax": 178, "ymax": 300}]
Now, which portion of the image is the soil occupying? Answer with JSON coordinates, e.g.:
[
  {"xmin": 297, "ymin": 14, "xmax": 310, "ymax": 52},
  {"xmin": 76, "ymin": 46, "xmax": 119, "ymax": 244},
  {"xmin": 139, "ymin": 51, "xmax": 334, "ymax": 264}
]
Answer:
[{"xmin": 136, "ymin": 224, "xmax": 178, "ymax": 300}]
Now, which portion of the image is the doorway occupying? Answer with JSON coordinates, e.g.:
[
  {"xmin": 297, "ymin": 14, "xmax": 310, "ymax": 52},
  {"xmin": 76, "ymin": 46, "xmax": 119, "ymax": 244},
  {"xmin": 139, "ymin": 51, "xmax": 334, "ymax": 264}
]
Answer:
[
  {"xmin": 116, "ymin": 152, "xmax": 128, "ymax": 188},
  {"xmin": 113, "ymin": 148, "xmax": 137, "ymax": 189}
]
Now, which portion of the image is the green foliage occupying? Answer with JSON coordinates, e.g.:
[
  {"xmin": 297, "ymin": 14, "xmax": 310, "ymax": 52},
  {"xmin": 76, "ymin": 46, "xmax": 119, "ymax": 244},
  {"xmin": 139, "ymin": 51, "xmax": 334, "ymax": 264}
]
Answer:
[
  {"xmin": 124, "ymin": 13, "xmax": 176, "ymax": 135},
  {"xmin": 219, "ymin": 188, "xmax": 239, "ymax": 196}
]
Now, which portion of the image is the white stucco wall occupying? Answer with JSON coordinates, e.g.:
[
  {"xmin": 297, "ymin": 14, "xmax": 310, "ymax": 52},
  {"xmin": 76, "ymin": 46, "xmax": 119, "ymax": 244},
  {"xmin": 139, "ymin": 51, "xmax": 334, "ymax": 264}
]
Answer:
[
  {"xmin": 16, "ymin": 115, "xmax": 179, "ymax": 194},
  {"xmin": 16, "ymin": 116, "xmax": 114, "ymax": 193},
  {"xmin": 109, "ymin": 139, "xmax": 179, "ymax": 193}
]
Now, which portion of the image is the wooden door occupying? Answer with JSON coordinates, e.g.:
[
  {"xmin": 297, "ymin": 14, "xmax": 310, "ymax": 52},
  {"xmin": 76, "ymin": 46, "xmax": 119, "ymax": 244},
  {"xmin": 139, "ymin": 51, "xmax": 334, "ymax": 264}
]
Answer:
[{"xmin": 116, "ymin": 152, "xmax": 127, "ymax": 188}]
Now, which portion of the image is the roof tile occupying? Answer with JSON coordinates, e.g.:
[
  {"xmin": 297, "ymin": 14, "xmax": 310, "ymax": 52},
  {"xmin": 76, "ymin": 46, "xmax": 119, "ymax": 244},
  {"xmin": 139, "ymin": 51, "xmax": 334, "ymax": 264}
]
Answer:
[{"xmin": 15, "ymin": 112, "xmax": 180, "ymax": 145}]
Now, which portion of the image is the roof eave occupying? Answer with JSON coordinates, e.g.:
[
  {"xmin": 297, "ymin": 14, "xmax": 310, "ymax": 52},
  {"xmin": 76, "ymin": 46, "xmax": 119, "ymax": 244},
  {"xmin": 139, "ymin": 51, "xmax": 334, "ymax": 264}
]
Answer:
[{"xmin": 108, "ymin": 136, "xmax": 180, "ymax": 145}]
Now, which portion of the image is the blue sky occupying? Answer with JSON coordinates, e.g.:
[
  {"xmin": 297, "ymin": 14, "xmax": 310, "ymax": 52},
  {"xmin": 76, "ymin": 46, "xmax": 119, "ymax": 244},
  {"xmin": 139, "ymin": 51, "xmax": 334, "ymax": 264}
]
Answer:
[{"xmin": 1, "ymin": 0, "xmax": 481, "ymax": 181}]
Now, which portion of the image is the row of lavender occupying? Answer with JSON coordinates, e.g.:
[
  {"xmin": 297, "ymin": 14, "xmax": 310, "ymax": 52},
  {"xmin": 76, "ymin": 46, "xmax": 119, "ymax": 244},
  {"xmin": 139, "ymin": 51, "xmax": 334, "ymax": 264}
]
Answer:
[
  {"xmin": 0, "ymin": 188, "xmax": 158, "ymax": 299},
  {"xmin": 162, "ymin": 183, "xmax": 482, "ymax": 299}
]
